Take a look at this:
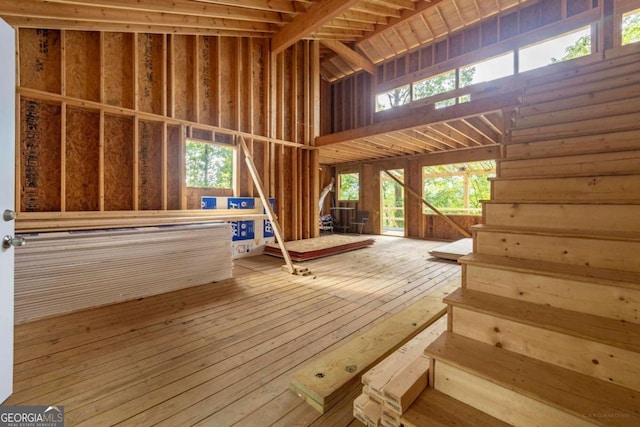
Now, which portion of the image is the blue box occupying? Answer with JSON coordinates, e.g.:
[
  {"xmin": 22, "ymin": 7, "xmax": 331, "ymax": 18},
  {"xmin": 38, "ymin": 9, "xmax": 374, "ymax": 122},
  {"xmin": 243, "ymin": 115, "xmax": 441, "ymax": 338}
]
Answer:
[
  {"xmin": 231, "ymin": 220, "xmax": 255, "ymax": 241},
  {"xmin": 201, "ymin": 197, "xmax": 217, "ymax": 210},
  {"xmin": 264, "ymin": 198, "xmax": 276, "ymax": 238},
  {"xmin": 227, "ymin": 197, "xmax": 255, "ymax": 209}
]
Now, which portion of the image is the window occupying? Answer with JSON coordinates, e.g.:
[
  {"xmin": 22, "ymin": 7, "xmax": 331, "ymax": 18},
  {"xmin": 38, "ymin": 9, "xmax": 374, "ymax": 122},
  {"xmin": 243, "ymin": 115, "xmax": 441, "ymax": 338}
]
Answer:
[
  {"xmin": 622, "ymin": 8, "xmax": 640, "ymax": 45},
  {"xmin": 519, "ymin": 27, "xmax": 591, "ymax": 73},
  {"xmin": 460, "ymin": 52, "xmax": 515, "ymax": 87},
  {"xmin": 375, "ymin": 85, "xmax": 411, "ymax": 112},
  {"xmin": 413, "ymin": 69, "xmax": 456, "ymax": 101},
  {"xmin": 338, "ymin": 172, "xmax": 359, "ymax": 201},
  {"xmin": 185, "ymin": 140, "xmax": 234, "ymax": 188},
  {"xmin": 422, "ymin": 161, "xmax": 495, "ymax": 215}
]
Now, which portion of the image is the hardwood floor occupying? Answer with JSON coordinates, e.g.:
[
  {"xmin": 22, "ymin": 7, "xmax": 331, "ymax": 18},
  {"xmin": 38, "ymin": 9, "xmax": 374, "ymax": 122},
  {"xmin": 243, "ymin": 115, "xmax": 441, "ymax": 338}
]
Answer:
[{"xmin": 7, "ymin": 236, "xmax": 460, "ymax": 426}]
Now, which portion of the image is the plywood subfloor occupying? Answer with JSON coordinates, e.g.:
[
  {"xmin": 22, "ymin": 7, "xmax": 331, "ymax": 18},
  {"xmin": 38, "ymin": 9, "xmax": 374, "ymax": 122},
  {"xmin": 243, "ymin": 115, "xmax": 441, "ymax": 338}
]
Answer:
[
  {"xmin": 264, "ymin": 234, "xmax": 375, "ymax": 261},
  {"xmin": 7, "ymin": 236, "xmax": 460, "ymax": 426}
]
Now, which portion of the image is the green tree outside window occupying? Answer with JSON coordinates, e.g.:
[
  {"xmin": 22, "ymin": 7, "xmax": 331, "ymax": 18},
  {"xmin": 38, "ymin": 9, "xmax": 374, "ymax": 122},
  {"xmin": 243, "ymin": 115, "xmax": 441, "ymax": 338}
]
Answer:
[{"xmin": 185, "ymin": 141, "xmax": 233, "ymax": 188}]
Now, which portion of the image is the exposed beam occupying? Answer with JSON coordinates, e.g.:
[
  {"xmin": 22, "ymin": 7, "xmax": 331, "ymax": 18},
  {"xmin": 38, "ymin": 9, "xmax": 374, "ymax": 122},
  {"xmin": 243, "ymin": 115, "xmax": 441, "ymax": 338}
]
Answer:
[
  {"xmin": 4, "ymin": 17, "xmax": 272, "ymax": 37},
  {"xmin": 44, "ymin": 0, "xmax": 286, "ymax": 24},
  {"xmin": 0, "ymin": 0, "xmax": 274, "ymax": 32},
  {"xmin": 194, "ymin": 0, "xmax": 303, "ymax": 14},
  {"xmin": 316, "ymin": 91, "xmax": 521, "ymax": 147},
  {"xmin": 320, "ymin": 39, "xmax": 377, "ymax": 75},
  {"xmin": 271, "ymin": 0, "xmax": 361, "ymax": 54}
]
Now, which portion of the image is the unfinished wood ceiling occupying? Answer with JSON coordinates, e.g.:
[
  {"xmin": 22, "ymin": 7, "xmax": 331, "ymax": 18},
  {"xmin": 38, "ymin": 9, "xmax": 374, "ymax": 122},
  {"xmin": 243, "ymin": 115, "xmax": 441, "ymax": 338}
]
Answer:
[
  {"xmin": 0, "ymin": 0, "xmax": 519, "ymax": 82},
  {"xmin": 317, "ymin": 111, "xmax": 504, "ymax": 164}
]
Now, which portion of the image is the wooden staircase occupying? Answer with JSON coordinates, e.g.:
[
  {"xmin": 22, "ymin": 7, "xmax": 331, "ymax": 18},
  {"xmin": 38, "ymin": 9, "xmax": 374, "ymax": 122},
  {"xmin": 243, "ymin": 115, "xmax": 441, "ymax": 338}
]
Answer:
[{"xmin": 421, "ymin": 46, "xmax": 640, "ymax": 426}]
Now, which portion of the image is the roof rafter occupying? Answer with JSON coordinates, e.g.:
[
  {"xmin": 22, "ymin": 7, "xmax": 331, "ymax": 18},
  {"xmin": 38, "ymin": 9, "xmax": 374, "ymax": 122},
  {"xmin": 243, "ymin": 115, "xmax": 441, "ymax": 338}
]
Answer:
[
  {"xmin": 271, "ymin": 0, "xmax": 361, "ymax": 54},
  {"xmin": 43, "ymin": 0, "xmax": 286, "ymax": 24},
  {"xmin": 320, "ymin": 39, "xmax": 377, "ymax": 75}
]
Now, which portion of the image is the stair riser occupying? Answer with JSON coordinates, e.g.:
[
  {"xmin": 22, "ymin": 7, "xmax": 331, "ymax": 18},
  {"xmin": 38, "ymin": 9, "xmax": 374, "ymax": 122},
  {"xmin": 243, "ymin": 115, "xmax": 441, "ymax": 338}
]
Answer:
[
  {"xmin": 483, "ymin": 203, "xmax": 640, "ymax": 233},
  {"xmin": 491, "ymin": 175, "xmax": 640, "ymax": 202},
  {"xmin": 433, "ymin": 361, "xmax": 595, "ymax": 427},
  {"xmin": 504, "ymin": 129, "xmax": 640, "ymax": 160},
  {"xmin": 451, "ymin": 307, "xmax": 640, "ymax": 392},
  {"xmin": 508, "ymin": 111, "xmax": 639, "ymax": 144},
  {"xmin": 498, "ymin": 150, "xmax": 640, "ymax": 179},
  {"xmin": 474, "ymin": 229, "xmax": 640, "ymax": 273},
  {"xmin": 463, "ymin": 264, "xmax": 640, "ymax": 324},
  {"xmin": 514, "ymin": 97, "xmax": 640, "ymax": 132}
]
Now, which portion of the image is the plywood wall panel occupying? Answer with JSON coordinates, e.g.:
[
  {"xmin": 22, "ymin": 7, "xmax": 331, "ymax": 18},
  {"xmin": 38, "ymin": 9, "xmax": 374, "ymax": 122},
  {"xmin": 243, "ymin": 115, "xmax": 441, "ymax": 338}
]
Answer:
[
  {"xmin": 138, "ymin": 120, "xmax": 163, "ymax": 210},
  {"xmin": 540, "ymin": 0, "xmax": 563, "ymax": 25},
  {"xmin": 65, "ymin": 31, "xmax": 100, "ymax": 102},
  {"xmin": 197, "ymin": 36, "xmax": 215, "ymax": 126},
  {"xmin": 19, "ymin": 29, "xmax": 61, "ymax": 94},
  {"xmin": 166, "ymin": 125, "xmax": 182, "ymax": 210},
  {"xmin": 424, "ymin": 214, "xmax": 481, "ymax": 240},
  {"xmin": 185, "ymin": 187, "xmax": 233, "ymax": 210},
  {"xmin": 20, "ymin": 99, "xmax": 62, "ymax": 212},
  {"xmin": 104, "ymin": 114, "xmax": 134, "ymax": 211},
  {"xmin": 252, "ymin": 39, "xmax": 267, "ymax": 136},
  {"xmin": 172, "ymin": 35, "xmax": 196, "ymax": 122},
  {"xmin": 519, "ymin": 2, "xmax": 542, "ymax": 33},
  {"xmin": 137, "ymin": 34, "xmax": 164, "ymax": 115},
  {"xmin": 65, "ymin": 108, "xmax": 100, "ymax": 211},
  {"xmin": 103, "ymin": 32, "xmax": 134, "ymax": 109},
  {"xmin": 218, "ymin": 37, "xmax": 237, "ymax": 130}
]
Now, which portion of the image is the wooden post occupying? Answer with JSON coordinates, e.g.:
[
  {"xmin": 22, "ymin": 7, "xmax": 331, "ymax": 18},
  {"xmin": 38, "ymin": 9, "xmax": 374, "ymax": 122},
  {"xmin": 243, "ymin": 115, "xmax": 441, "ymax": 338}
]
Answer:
[
  {"xmin": 382, "ymin": 169, "xmax": 471, "ymax": 238},
  {"xmin": 238, "ymin": 135, "xmax": 296, "ymax": 274}
]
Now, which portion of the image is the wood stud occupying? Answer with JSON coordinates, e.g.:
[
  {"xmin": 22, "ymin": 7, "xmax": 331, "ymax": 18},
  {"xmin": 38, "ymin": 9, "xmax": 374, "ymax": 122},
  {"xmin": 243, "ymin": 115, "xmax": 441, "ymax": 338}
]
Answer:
[{"xmin": 15, "ymin": 28, "xmax": 319, "ymax": 235}]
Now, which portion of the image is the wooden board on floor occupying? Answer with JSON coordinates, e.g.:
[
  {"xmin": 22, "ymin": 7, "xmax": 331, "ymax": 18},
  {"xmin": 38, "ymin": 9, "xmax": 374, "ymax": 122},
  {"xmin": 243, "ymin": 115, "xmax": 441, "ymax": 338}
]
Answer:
[
  {"xmin": 265, "ymin": 235, "xmax": 375, "ymax": 261},
  {"xmin": 429, "ymin": 238, "xmax": 473, "ymax": 261},
  {"xmin": 289, "ymin": 278, "xmax": 459, "ymax": 413}
]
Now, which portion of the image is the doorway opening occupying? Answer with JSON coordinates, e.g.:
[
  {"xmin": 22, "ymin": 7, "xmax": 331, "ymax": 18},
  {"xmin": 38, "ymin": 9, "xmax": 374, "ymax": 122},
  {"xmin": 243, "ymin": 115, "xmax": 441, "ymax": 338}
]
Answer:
[{"xmin": 380, "ymin": 169, "xmax": 405, "ymax": 236}]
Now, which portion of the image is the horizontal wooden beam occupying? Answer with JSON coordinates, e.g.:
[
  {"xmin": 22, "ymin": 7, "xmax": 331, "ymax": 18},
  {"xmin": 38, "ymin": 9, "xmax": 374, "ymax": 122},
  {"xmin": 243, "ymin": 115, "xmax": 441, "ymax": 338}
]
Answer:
[
  {"xmin": 193, "ymin": 0, "xmax": 303, "ymax": 15},
  {"xmin": 18, "ymin": 87, "xmax": 314, "ymax": 149},
  {"xmin": 5, "ymin": 17, "xmax": 272, "ymax": 37},
  {"xmin": 0, "ymin": 0, "xmax": 274, "ymax": 32},
  {"xmin": 44, "ymin": 0, "xmax": 286, "ymax": 24},
  {"xmin": 271, "ymin": 0, "xmax": 361, "ymax": 55},
  {"xmin": 316, "ymin": 91, "xmax": 521, "ymax": 147},
  {"xmin": 320, "ymin": 39, "xmax": 376, "ymax": 75}
]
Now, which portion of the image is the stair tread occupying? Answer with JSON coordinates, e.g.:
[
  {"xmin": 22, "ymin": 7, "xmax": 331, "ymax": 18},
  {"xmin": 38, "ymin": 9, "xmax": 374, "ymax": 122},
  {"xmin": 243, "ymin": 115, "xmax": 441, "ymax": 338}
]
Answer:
[
  {"xmin": 426, "ymin": 332, "xmax": 640, "ymax": 425},
  {"xmin": 401, "ymin": 387, "xmax": 510, "ymax": 427},
  {"xmin": 489, "ymin": 172, "xmax": 640, "ymax": 181},
  {"xmin": 499, "ymin": 148, "xmax": 640, "ymax": 165},
  {"xmin": 472, "ymin": 223, "xmax": 640, "ymax": 242},
  {"xmin": 459, "ymin": 253, "xmax": 640, "ymax": 289},
  {"xmin": 482, "ymin": 200, "xmax": 640, "ymax": 205},
  {"xmin": 445, "ymin": 288, "xmax": 640, "ymax": 353}
]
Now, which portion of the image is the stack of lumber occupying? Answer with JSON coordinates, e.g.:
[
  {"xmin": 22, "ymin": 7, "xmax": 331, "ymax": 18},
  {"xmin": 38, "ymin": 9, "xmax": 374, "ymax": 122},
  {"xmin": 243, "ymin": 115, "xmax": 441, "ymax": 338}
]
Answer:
[
  {"xmin": 353, "ymin": 316, "xmax": 447, "ymax": 427},
  {"xmin": 14, "ymin": 223, "xmax": 233, "ymax": 323},
  {"xmin": 265, "ymin": 234, "xmax": 374, "ymax": 261},
  {"xmin": 290, "ymin": 279, "xmax": 459, "ymax": 413}
]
